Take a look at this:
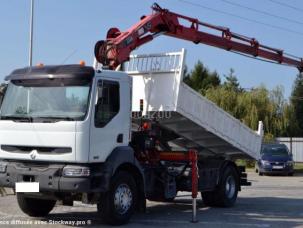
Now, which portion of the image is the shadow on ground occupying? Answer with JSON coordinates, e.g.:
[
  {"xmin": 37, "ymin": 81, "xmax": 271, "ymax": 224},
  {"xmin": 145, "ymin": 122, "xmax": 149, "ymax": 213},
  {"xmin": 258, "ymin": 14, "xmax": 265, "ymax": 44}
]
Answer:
[{"xmin": 39, "ymin": 196, "xmax": 303, "ymax": 227}]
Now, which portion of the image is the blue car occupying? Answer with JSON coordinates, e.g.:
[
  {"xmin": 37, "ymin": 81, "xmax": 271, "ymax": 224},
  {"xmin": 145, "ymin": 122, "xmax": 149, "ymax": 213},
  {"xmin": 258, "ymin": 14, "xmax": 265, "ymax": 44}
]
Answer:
[{"xmin": 256, "ymin": 144, "xmax": 294, "ymax": 176}]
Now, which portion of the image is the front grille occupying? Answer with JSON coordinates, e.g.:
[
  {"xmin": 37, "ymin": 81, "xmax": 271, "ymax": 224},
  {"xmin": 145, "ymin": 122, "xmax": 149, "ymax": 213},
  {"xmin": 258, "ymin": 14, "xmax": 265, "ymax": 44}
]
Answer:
[
  {"xmin": 270, "ymin": 162, "xmax": 285, "ymax": 166},
  {"xmin": 1, "ymin": 145, "xmax": 72, "ymax": 154}
]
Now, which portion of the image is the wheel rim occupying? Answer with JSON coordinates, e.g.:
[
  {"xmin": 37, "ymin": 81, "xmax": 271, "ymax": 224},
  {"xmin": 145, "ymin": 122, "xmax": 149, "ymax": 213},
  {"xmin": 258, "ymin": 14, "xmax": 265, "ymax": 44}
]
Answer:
[
  {"xmin": 114, "ymin": 183, "xmax": 133, "ymax": 215},
  {"xmin": 225, "ymin": 175, "xmax": 236, "ymax": 199}
]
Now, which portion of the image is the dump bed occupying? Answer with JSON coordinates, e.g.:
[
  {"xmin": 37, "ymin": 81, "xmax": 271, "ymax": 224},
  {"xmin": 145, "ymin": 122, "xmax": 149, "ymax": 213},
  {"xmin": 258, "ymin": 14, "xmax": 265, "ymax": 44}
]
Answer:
[
  {"xmin": 122, "ymin": 49, "xmax": 262, "ymax": 160},
  {"xmin": 95, "ymin": 49, "xmax": 263, "ymax": 160}
]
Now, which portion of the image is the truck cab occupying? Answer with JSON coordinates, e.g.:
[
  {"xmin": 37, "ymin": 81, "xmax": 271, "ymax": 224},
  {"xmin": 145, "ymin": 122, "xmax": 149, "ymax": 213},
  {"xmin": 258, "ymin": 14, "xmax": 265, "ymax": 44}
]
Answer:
[
  {"xmin": 0, "ymin": 65, "xmax": 131, "ymax": 163},
  {"xmin": 0, "ymin": 65, "xmax": 145, "ymax": 224}
]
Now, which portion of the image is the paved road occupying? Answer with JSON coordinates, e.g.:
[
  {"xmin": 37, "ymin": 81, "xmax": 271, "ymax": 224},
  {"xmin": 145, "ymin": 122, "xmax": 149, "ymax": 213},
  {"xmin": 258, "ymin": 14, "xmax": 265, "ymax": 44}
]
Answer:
[{"xmin": 0, "ymin": 172, "xmax": 303, "ymax": 227}]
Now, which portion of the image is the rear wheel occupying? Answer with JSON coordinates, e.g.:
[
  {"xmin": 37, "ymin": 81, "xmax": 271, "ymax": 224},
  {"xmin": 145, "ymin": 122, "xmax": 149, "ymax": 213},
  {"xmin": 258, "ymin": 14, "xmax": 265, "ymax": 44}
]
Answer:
[
  {"xmin": 97, "ymin": 171, "xmax": 137, "ymax": 225},
  {"xmin": 202, "ymin": 166, "xmax": 239, "ymax": 207},
  {"xmin": 17, "ymin": 193, "xmax": 56, "ymax": 217},
  {"xmin": 216, "ymin": 166, "xmax": 239, "ymax": 207}
]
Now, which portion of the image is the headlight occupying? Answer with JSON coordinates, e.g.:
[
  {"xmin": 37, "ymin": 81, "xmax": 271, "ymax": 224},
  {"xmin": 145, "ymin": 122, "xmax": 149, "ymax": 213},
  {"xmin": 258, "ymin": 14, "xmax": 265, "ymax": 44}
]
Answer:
[
  {"xmin": 287, "ymin": 161, "xmax": 294, "ymax": 166},
  {"xmin": 0, "ymin": 161, "xmax": 8, "ymax": 173},
  {"xmin": 261, "ymin": 160, "xmax": 270, "ymax": 166},
  {"xmin": 63, "ymin": 166, "xmax": 90, "ymax": 177}
]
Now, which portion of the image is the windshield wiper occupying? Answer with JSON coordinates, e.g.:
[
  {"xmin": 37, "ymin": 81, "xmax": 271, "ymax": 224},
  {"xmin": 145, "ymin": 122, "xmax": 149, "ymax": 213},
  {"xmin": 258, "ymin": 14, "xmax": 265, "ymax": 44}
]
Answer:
[
  {"xmin": 0, "ymin": 115, "xmax": 78, "ymax": 122},
  {"xmin": 0, "ymin": 115, "xmax": 33, "ymax": 122},
  {"xmin": 31, "ymin": 116, "xmax": 76, "ymax": 122}
]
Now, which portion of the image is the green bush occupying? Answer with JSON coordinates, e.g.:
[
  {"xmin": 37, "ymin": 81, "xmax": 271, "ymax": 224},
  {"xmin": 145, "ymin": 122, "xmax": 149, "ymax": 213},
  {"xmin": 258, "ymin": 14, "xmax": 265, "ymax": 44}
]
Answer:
[{"xmin": 236, "ymin": 159, "xmax": 256, "ymax": 169}]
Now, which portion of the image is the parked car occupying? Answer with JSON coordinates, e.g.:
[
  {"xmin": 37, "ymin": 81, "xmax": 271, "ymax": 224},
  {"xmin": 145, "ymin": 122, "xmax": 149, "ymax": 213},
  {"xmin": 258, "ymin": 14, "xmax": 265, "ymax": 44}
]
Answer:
[{"xmin": 256, "ymin": 144, "xmax": 294, "ymax": 176}]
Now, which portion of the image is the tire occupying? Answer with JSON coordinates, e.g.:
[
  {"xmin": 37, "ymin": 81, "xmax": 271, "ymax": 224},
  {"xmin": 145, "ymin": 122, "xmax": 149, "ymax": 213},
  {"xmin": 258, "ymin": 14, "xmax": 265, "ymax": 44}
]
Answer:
[
  {"xmin": 17, "ymin": 193, "xmax": 56, "ymax": 217},
  {"xmin": 288, "ymin": 172, "xmax": 294, "ymax": 176},
  {"xmin": 202, "ymin": 166, "xmax": 239, "ymax": 207},
  {"xmin": 259, "ymin": 172, "xmax": 263, "ymax": 176},
  {"xmin": 97, "ymin": 171, "xmax": 137, "ymax": 225},
  {"xmin": 216, "ymin": 166, "xmax": 239, "ymax": 207}
]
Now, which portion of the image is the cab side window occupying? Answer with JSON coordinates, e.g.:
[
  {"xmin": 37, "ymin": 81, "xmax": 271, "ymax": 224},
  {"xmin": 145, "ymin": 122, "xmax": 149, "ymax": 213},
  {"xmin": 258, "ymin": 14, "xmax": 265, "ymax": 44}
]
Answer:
[{"xmin": 95, "ymin": 80, "xmax": 120, "ymax": 127}]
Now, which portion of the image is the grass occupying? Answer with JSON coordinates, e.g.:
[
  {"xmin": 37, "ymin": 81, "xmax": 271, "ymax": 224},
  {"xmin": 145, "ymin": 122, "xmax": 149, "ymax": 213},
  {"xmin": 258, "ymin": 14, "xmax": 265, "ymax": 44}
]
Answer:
[{"xmin": 294, "ymin": 163, "xmax": 303, "ymax": 173}]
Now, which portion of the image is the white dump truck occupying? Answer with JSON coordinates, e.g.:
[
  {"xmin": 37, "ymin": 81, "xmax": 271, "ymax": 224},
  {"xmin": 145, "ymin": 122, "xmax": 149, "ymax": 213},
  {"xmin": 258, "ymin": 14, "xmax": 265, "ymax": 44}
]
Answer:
[
  {"xmin": 0, "ymin": 50, "xmax": 260, "ymax": 224},
  {"xmin": 0, "ymin": 3, "xmax": 302, "ymax": 225}
]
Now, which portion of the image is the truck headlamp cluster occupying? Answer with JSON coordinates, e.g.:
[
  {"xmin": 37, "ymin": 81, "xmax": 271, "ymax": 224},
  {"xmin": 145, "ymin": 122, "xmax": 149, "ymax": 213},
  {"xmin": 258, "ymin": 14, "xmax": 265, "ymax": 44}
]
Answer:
[
  {"xmin": 63, "ymin": 166, "xmax": 90, "ymax": 177},
  {"xmin": 0, "ymin": 161, "xmax": 8, "ymax": 173}
]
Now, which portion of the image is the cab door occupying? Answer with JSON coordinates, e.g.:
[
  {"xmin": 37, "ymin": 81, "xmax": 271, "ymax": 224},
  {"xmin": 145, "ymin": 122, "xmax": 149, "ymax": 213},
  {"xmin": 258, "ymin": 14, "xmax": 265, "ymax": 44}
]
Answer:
[{"xmin": 89, "ymin": 76, "xmax": 129, "ymax": 162}]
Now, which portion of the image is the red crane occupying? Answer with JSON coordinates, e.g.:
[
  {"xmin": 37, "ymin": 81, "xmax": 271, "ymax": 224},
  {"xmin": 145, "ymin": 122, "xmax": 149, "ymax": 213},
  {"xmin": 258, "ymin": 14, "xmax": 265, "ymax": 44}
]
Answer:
[{"xmin": 94, "ymin": 3, "xmax": 303, "ymax": 72}]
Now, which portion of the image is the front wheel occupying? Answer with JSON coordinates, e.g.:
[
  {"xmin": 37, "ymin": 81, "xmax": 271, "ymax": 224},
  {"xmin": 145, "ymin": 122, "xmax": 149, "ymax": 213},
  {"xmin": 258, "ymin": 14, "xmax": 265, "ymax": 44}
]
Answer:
[
  {"xmin": 17, "ymin": 193, "xmax": 56, "ymax": 217},
  {"xmin": 97, "ymin": 171, "xmax": 137, "ymax": 225}
]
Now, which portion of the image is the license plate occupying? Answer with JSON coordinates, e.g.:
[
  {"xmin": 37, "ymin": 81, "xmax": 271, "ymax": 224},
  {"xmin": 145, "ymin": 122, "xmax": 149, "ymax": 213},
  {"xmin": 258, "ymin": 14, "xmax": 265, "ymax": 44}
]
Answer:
[
  {"xmin": 15, "ymin": 182, "xmax": 39, "ymax": 193},
  {"xmin": 272, "ymin": 165, "xmax": 283, "ymax": 169}
]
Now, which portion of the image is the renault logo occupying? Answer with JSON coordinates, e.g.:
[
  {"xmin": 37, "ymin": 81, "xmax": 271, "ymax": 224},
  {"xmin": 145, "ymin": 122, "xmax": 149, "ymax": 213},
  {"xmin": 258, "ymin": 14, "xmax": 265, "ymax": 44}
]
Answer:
[{"xmin": 29, "ymin": 150, "xmax": 38, "ymax": 160}]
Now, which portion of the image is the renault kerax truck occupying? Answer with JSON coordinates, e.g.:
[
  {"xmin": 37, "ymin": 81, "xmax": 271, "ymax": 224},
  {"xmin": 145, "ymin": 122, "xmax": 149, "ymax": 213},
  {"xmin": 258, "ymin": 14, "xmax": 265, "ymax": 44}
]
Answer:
[
  {"xmin": 1, "ymin": 3, "xmax": 302, "ymax": 225},
  {"xmin": 0, "ymin": 55, "xmax": 260, "ymax": 225}
]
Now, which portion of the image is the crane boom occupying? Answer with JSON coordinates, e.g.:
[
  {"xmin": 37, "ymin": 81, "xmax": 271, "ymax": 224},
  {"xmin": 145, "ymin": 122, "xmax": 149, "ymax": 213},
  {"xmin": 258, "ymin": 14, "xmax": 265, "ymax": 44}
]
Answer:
[{"xmin": 94, "ymin": 3, "xmax": 303, "ymax": 71}]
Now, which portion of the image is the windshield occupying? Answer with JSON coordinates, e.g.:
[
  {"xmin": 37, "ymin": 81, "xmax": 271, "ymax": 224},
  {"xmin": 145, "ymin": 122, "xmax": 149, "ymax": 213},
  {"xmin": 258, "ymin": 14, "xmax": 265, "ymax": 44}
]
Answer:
[
  {"xmin": 0, "ymin": 79, "xmax": 91, "ymax": 122},
  {"xmin": 262, "ymin": 145, "xmax": 289, "ymax": 157}
]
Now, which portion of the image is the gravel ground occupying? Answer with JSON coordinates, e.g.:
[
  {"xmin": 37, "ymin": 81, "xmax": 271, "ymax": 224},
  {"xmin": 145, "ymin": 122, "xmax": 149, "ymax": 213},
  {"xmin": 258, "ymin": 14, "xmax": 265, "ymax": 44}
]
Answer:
[{"xmin": 0, "ymin": 171, "xmax": 303, "ymax": 227}]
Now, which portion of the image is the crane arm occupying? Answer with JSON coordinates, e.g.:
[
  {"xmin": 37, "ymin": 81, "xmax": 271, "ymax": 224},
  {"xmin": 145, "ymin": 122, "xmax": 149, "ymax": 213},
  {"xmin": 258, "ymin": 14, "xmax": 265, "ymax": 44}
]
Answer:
[{"xmin": 94, "ymin": 3, "xmax": 303, "ymax": 71}]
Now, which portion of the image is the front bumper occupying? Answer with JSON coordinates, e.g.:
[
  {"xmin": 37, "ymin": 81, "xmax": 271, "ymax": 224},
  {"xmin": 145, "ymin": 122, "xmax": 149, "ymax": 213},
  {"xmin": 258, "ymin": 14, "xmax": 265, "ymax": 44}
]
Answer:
[
  {"xmin": 0, "ymin": 161, "xmax": 111, "ymax": 193},
  {"xmin": 259, "ymin": 165, "xmax": 293, "ymax": 174}
]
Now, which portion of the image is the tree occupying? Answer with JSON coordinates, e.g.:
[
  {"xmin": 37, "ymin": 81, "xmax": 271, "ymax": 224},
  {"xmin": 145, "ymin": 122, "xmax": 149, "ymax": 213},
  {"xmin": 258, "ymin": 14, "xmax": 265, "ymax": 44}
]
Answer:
[
  {"xmin": 270, "ymin": 85, "xmax": 285, "ymax": 116},
  {"xmin": 223, "ymin": 68, "xmax": 241, "ymax": 92},
  {"xmin": 184, "ymin": 61, "xmax": 220, "ymax": 95},
  {"xmin": 291, "ymin": 73, "xmax": 303, "ymax": 136},
  {"xmin": 205, "ymin": 86, "xmax": 238, "ymax": 118},
  {"xmin": 282, "ymin": 104, "xmax": 300, "ymax": 136}
]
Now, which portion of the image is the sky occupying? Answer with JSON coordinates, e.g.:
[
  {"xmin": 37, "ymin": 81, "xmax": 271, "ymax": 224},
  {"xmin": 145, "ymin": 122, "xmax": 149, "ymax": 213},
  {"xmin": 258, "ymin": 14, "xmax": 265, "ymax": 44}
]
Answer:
[{"xmin": 1, "ymin": 0, "xmax": 303, "ymax": 98}]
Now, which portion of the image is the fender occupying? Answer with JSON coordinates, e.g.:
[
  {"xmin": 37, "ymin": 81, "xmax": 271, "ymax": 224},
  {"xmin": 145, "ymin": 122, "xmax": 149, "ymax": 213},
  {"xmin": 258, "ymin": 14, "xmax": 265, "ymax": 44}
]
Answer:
[{"xmin": 101, "ymin": 146, "xmax": 145, "ymax": 191}]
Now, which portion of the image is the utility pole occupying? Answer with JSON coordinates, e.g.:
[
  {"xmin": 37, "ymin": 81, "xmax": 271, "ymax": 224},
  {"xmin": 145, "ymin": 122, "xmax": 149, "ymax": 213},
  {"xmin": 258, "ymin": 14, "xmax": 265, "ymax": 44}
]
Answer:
[{"xmin": 29, "ymin": 0, "xmax": 34, "ymax": 67}]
